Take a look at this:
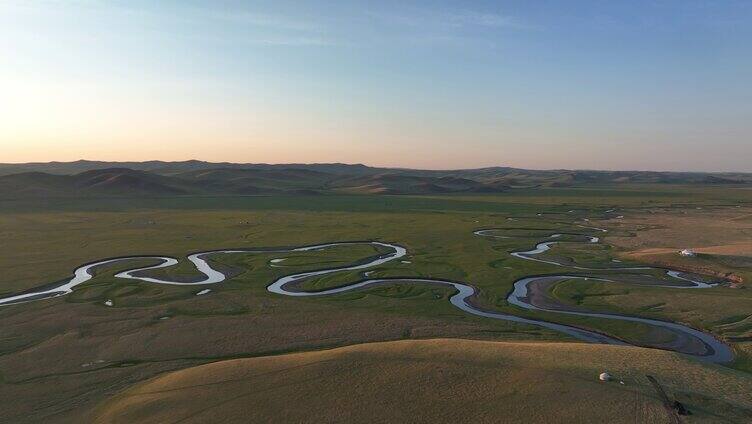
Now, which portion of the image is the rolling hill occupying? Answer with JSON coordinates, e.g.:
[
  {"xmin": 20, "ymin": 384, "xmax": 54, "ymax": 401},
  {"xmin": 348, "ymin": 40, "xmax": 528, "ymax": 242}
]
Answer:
[
  {"xmin": 93, "ymin": 339, "xmax": 752, "ymax": 423},
  {"xmin": 328, "ymin": 173, "xmax": 509, "ymax": 194},
  {"xmin": 0, "ymin": 160, "xmax": 750, "ymax": 198},
  {"xmin": 0, "ymin": 168, "xmax": 191, "ymax": 197}
]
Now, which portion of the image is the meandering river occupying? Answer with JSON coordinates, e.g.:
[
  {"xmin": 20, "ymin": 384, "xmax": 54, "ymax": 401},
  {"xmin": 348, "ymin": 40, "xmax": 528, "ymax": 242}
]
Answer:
[{"xmin": 0, "ymin": 230, "xmax": 733, "ymax": 362}]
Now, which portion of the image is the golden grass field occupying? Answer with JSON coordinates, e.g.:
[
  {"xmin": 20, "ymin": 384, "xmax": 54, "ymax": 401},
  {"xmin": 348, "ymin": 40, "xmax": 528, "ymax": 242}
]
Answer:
[
  {"xmin": 604, "ymin": 207, "xmax": 752, "ymax": 283},
  {"xmin": 608, "ymin": 208, "xmax": 752, "ymax": 251},
  {"xmin": 95, "ymin": 339, "xmax": 752, "ymax": 424}
]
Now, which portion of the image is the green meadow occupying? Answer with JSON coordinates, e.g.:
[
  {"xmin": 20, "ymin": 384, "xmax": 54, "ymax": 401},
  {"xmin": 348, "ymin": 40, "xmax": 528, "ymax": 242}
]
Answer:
[{"xmin": 0, "ymin": 186, "xmax": 751, "ymax": 422}]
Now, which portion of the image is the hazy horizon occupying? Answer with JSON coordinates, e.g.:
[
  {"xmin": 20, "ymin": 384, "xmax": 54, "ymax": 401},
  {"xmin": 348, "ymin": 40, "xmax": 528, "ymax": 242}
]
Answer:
[
  {"xmin": 2, "ymin": 1, "xmax": 750, "ymax": 171},
  {"xmin": 3, "ymin": 157, "xmax": 752, "ymax": 175}
]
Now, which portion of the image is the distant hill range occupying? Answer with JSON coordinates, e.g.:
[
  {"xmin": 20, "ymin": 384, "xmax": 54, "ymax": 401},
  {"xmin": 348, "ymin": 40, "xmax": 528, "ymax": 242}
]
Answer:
[{"xmin": 0, "ymin": 160, "xmax": 750, "ymax": 197}]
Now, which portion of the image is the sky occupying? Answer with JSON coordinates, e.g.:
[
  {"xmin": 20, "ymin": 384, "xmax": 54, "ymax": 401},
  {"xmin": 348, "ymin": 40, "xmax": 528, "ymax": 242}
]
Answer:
[{"xmin": 1, "ymin": 0, "xmax": 750, "ymax": 171}]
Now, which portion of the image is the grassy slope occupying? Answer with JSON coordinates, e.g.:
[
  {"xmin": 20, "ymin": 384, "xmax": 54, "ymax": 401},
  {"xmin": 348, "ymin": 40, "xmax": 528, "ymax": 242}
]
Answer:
[{"xmin": 94, "ymin": 339, "xmax": 752, "ymax": 424}]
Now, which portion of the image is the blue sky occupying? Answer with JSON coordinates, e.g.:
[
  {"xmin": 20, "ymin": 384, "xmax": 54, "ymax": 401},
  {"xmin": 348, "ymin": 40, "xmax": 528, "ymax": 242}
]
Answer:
[{"xmin": 1, "ymin": 0, "xmax": 750, "ymax": 171}]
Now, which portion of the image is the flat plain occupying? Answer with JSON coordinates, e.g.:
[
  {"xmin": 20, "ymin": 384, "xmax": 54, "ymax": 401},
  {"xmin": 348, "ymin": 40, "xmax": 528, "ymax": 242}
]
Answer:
[{"xmin": 1, "ymin": 185, "xmax": 751, "ymax": 422}]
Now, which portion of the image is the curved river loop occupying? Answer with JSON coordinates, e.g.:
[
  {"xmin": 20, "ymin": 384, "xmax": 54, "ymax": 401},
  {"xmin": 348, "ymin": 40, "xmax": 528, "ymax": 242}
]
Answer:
[{"xmin": 0, "ymin": 227, "xmax": 733, "ymax": 363}]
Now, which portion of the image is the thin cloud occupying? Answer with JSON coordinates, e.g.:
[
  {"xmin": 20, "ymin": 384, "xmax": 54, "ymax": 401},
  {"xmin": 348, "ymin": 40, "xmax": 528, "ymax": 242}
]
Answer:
[
  {"xmin": 368, "ymin": 8, "xmax": 535, "ymax": 30},
  {"xmin": 246, "ymin": 36, "xmax": 337, "ymax": 46},
  {"xmin": 211, "ymin": 12, "xmax": 322, "ymax": 32},
  {"xmin": 208, "ymin": 11, "xmax": 336, "ymax": 46},
  {"xmin": 363, "ymin": 8, "xmax": 534, "ymax": 48},
  {"xmin": 447, "ymin": 11, "xmax": 535, "ymax": 29}
]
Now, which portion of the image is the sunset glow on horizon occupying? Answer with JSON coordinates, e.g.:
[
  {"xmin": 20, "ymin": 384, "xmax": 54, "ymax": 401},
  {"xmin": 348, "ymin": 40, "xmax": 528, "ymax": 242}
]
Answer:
[{"xmin": 1, "ymin": 1, "xmax": 750, "ymax": 171}]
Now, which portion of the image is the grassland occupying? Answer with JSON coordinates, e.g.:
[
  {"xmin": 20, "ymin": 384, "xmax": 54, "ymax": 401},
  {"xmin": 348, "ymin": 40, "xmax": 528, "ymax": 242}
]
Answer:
[
  {"xmin": 0, "ymin": 186, "xmax": 751, "ymax": 422},
  {"xmin": 604, "ymin": 207, "xmax": 752, "ymax": 284},
  {"xmin": 95, "ymin": 339, "xmax": 752, "ymax": 424}
]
